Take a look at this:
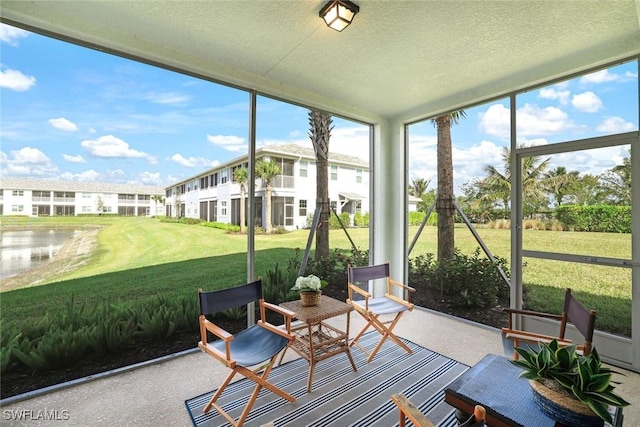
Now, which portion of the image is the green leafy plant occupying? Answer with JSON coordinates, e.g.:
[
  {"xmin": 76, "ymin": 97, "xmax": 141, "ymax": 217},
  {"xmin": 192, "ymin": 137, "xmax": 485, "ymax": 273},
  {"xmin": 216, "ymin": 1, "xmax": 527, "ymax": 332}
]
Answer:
[
  {"xmin": 409, "ymin": 248, "xmax": 509, "ymax": 308},
  {"xmin": 136, "ymin": 304, "xmax": 177, "ymax": 340},
  {"xmin": 13, "ymin": 326, "xmax": 92, "ymax": 371},
  {"xmin": 87, "ymin": 317, "xmax": 136, "ymax": 355},
  {"xmin": 511, "ymin": 339, "xmax": 630, "ymax": 423},
  {"xmin": 262, "ymin": 262, "xmax": 298, "ymax": 304}
]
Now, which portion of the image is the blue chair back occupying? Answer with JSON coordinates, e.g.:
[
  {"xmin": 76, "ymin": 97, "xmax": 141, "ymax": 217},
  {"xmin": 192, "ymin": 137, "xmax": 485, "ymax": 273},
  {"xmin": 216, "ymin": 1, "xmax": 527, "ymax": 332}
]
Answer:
[
  {"xmin": 348, "ymin": 263, "xmax": 390, "ymax": 285},
  {"xmin": 199, "ymin": 279, "xmax": 263, "ymax": 315}
]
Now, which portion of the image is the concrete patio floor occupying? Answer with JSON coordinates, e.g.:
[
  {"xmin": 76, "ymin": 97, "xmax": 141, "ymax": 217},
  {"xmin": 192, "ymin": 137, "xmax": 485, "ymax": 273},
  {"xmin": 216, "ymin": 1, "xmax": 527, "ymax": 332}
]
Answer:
[{"xmin": 1, "ymin": 307, "xmax": 638, "ymax": 426}]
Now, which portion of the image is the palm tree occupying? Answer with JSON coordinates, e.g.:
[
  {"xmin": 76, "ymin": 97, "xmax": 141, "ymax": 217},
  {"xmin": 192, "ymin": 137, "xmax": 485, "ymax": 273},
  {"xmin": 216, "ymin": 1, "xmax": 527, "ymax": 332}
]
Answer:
[
  {"xmin": 432, "ymin": 110, "xmax": 465, "ymax": 263},
  {"xmin": 255, "ymin": 158, "xmax": 281, "ymax": 234},
  {"xmin": 483, "ymin": 145, "xmax": 551, "ymax": 216},
  {"xmin": 409, "ymin": 177, "xmax": 431, "ymax": 198},
  {"xmin": 544, "ymin": 166, "xmax": 579, "ymax": 207},
  {"xmin": 600, "ymin": 151, "xmax": 631, "ymax": 205},
  {"xmin": 308, "ymin": 110, "xmax": 333, "ymax": 261},
  {"xmin": 234, "ymin": 167, "xmax": 248, "ymax": 233}
]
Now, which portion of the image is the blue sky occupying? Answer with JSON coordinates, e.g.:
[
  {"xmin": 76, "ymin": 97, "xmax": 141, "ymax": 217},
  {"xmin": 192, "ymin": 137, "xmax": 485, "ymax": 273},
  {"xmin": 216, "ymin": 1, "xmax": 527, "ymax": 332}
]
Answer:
[{"xmin": 1, "ymin": 23, "xmax": 637, "ymax": 194}]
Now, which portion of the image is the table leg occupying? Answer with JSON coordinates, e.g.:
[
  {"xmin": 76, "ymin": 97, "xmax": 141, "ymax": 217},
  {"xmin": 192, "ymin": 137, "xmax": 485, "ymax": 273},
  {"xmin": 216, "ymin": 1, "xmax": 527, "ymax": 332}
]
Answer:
[{"xmin": 307, "ymin": 322, "xmax": 315, "ymax": 392}]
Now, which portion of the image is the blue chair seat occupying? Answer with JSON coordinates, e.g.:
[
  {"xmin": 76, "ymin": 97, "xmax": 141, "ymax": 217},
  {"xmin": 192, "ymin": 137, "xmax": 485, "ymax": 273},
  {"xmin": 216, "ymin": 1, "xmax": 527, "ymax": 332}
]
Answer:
[
  {"xmin": 354, "ymin": 297, "xmax": 410, "ymax": 315},
  {"xmin": 208, "ymin": 324, "xmax": 290, "ymax": 366}
]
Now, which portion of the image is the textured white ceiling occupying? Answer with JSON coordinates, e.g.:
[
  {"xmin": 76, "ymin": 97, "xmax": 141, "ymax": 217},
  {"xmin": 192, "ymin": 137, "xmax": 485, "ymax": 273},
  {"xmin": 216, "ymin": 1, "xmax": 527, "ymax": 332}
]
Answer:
[{"xmin": 1, "ymin": 1, "xmax": 639, "ymax": 124}]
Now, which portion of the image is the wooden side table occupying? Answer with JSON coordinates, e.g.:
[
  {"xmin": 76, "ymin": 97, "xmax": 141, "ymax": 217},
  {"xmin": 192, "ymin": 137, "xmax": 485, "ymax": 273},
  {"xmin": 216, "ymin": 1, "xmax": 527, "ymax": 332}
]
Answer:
[
  {"xmin": 444, "ymin": 353, "xmax": 623, "ymax": 427},
  {"xmin": 280, "ymin": 295, "xmax": 357, "ymax": 392}
]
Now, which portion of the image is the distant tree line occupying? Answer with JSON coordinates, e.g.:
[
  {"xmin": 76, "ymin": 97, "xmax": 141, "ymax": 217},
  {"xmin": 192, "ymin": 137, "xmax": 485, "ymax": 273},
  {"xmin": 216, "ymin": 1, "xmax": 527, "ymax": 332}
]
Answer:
[{"xmin": 409, "ymin": 148, "xmax": 632, "ymax": 226}]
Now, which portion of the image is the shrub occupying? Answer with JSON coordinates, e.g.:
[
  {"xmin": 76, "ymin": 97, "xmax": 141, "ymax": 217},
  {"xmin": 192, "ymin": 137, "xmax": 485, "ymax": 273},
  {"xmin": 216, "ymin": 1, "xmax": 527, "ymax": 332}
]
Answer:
[
  {"xmin": 87, "ymin": 318, "xmax": 136, "ymax": 355},
  {"xmin": 408, "ymin": 211, "xmax": 437, "ymax": 226},
  {"xmin": 487, "ymin": 219, "xmax": 510, "ymax": 229},
  {"xmin": 200, "ymin": 221, "xmax": 241, "ymax": 232},
  {"xmin": 220, "ymin": 307, "xmax": 246, "ymax": 321},
  {"xmin": 353, "ymin": 211, "xmax": 369, "ymax": 227},
  {"xmin": 555, "ymin": 205, "xmax": 631, "ymax": 233},
  {"xmin": 409, "ymin": 248, "xmax": 509, "ymax": 308},
  {"xmin": 171, "ymin": 293, "xmax": 200, "ymax": 332},
  {"xmin": 328, "ymin": 211, "xmax": 351, "ymax": 229},
  {"xmin": 136, "ymin": 300, "xmax": 177, "ymax": 340},
  {"xmin": 0, "ymin": 331, "xmax": 21, "ymax": 374},
  {"xmin": 160, "ymin": 217, "xmax": 202, "ymax": 225},
  {"xmin": 262, "ymin": 261, "xmax": 299, "ymax": 304},
  {"xmin": 306, "ymin": 247, "xmax": 367, "ymax": 288},
  {"xmin": 13, "ymin": 326, "xmax": 92, "ymax": 371}
]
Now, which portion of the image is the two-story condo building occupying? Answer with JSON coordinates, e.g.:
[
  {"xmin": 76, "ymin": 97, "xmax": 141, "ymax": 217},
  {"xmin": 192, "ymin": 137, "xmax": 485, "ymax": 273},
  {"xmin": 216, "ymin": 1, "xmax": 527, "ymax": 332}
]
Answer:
[
  {"xmin": 165, "ymin": 144, "xmax": 370, "ymax": 230},
  {"xmin": 0, "ymin": 178, "xmax": 165, "ymax": 217}
]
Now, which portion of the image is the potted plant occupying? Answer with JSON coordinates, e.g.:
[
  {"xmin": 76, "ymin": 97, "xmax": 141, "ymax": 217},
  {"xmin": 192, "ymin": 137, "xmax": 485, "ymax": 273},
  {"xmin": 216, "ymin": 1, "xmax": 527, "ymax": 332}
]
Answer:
[
  {"xmin": 291, "ymin": 274, "xmax": 326, "ymax": 306},
  {"xmin": 511, "ymin": 339, "xmax": 629, "ymax": 427}
]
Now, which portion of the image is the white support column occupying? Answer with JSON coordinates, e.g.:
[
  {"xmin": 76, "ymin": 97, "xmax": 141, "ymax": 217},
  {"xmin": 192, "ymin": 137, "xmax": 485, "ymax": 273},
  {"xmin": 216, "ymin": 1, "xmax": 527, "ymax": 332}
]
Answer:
[
  {"xmin": 372, "ymin": 119, "xmax": 407, "ymax": 295},
  {"xmin": 631, "ymin": 134, "xmax": 639, "ymax": 372}
]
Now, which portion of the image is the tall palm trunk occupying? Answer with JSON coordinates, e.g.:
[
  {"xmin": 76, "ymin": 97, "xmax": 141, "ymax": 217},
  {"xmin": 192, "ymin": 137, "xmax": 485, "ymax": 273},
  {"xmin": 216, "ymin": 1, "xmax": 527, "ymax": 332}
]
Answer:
[
  {"xmin": 436, "ymin": 115, "xmax": 455, "ymax": 262},
  {"xmin": 239, "ymin": 186, "xmax": 246, "ymax": 233},
  {"xmin": 265, "ymin": 183, "xmax": 272, "ymax": 234},
  {"xmin": 309, "ymin": 110, "xmax": 332, "ymax": 261}
]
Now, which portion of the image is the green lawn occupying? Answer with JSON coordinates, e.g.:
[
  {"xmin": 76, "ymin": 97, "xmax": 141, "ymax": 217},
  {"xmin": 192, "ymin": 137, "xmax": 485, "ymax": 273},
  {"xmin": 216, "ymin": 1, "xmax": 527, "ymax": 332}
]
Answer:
[{"xmin": 1, "ymin": 216, "xmax": 632, "ymax": 336}]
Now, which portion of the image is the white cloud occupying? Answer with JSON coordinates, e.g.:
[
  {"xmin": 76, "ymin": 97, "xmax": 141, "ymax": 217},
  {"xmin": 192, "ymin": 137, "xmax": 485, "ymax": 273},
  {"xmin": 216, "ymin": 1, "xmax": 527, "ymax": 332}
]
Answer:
[
  {"xmin": 596, "ymin": 117, "xmax": 637, "ymax": 133},
  {"xmin": 59, "ymin": 170, "xmax": 100, "ymax": 182},
  {"xmin": 580, "ymin": 69, "xmax": 619, "ymax": 84},
  {"xmin": 207, "ymin": 134, "xmax": 246, "ymax": 152},
  {"xmin": 518, "ymin": 104, "xmax": 573, "ymax": 135},
  {"xmin": 0, "ymin": 24, "xmax": 29, "ymax": 46},
  {"xmin": 548, "ymin": 146, "xmax": 627, "ymax": 177},
  {"xmin": 170, "ymin": 153, "xmax": 218, "ymax": 168},
  {"xmin": 571, "ymin": 91, "xmax": 602, "ymax": 113},
  {"xmin": 8, "ymin": 146, "xmax": 51, "ymax": 164},
  {"xmin": 408, "ymin": 137, "xmax": 504, "ymax": 195},
  {"xmin": 478, "ymin": 104, "xmax": 510, "ymax": 139},
  {"xmin": 138, "ymin": 171, "xmax": 163, "ymax": 185},
  {"xmin": 0, "ymin": 68, "xmax": 36, "ymax": 91},
  {"xmin": 81, "ymin": 135, "xmax": 152, "ymax": 161},
  {"xmin": 63, "ymin": 154, "xmax": 86, "ymax": 163},
  {"xmin": 324, "ymin": 126, "xmax": 370, "ymax": 160},
  {"xmin": 479, "ymin": 103, "xmax": 573, "ymax": 139},
  {"xmin": 538, "ymin": 88, "xmax": 570, "ymax": 105},
  {"xmin": 49, "ymin": 117, "xmax": 79, "ymax": 132},
  {"xmin": 0, "ymin": 146, "xmax": 59, "ymax": 177}
]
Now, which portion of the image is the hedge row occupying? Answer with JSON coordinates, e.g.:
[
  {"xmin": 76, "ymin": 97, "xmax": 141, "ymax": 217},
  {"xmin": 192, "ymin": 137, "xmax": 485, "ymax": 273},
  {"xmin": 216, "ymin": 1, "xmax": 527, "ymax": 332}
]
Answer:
[{"xmin": 555, "ymin": 205, "xmax": 631, "ymax": 233}]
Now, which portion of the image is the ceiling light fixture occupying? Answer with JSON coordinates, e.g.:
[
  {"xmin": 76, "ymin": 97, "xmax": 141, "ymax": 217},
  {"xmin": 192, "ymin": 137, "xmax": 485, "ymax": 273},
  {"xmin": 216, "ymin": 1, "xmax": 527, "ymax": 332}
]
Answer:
[{"xmin": 319, "ymin": 0, "xmax": 360, "ymax": 32}]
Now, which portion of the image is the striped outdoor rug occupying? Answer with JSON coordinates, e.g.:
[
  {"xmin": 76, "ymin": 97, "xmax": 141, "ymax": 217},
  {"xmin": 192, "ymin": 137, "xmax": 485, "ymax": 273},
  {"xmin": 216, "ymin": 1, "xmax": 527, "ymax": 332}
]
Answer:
[{"xmin": 185, "ymin": 332, "xmax": 468, "ymax": 426}]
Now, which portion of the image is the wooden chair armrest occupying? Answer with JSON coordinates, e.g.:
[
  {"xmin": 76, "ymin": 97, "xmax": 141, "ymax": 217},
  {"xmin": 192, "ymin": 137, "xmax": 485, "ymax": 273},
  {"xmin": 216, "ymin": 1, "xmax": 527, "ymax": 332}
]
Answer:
[
  {"xmin": 502, "ymin": 328, "xmax": 573, "ymax": 345},
  {"xmin": 389, "ymin": 279, "xmax": 416, "ymax": 293},
  {"xmin": 386, "ymin": 293, "xmax": 414, "ymax": 309},
  {"xmin": 204, "ymin": 319, "xmax": 233, "ymax": 341},
  {"xmin": 258, "ymin": 321, "xmax": 295, "ymax": 341},
  {"xmin": 349, "ymin": 284, "xmax": 371, "ymax": 299},
  {"xmin": 391, "ymin": 393, "xmax": 434, "ymax": 427},
  {"xmin": 263, "ymin": 301, "xmax": 296, "ymax": 318}
]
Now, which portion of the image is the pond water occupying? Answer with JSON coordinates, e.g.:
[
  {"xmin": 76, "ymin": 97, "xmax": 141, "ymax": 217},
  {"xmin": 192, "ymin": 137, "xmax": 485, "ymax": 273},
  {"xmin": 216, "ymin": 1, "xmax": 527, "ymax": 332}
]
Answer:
[{"xmin": 0, "ymin": 229, "xmax": 80, "ymax": 279}]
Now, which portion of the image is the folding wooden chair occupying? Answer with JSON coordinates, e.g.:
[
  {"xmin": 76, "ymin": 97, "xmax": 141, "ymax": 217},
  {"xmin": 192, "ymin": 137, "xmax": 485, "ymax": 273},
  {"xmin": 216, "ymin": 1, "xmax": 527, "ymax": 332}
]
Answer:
[
  {"xmin": 198, "ymin": 279, "xmax": 296, "ymax": 427},
  {"xmin": 347, "ymin": 263, "xmax": 415, "ymax": 362},
  {"xmin": 502, "ymin": 287, "xmax": 596, "ymax": 359},
  {"xmin": 391, "ymin": 393, "xmax": 486, "ymax": 427}
]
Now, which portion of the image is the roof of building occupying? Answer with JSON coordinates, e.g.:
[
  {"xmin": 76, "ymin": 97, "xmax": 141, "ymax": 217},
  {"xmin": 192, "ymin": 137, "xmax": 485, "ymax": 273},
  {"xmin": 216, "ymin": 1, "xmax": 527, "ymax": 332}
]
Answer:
[
  {"xmin": 262, "ymin": 143, "xmax": 368, "ymax": 167},
  {"xmin": 169, "ymin": 143, "xmax": 369, "ymax": 188},
  {"xmin": 0, "ymin": 177, "xmax": 165, "ymax": 195}
]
